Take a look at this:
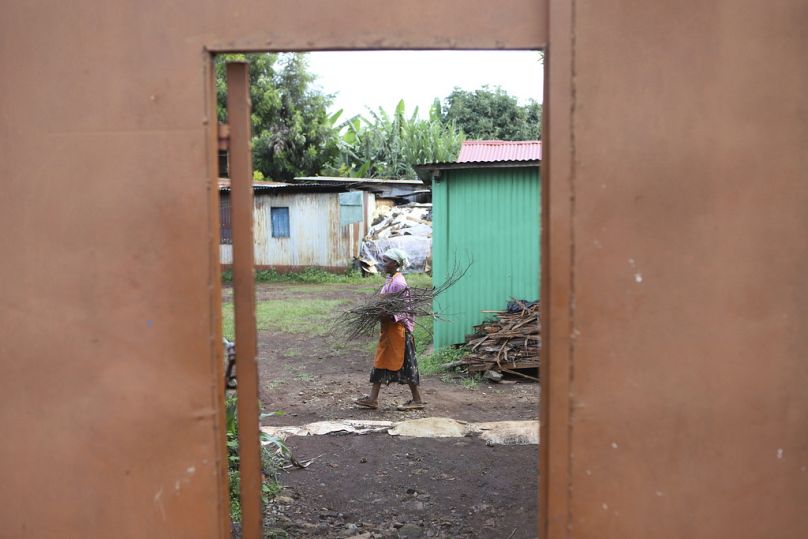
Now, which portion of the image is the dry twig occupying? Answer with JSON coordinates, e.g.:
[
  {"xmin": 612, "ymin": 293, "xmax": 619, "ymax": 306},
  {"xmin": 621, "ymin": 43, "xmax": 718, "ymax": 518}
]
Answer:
[{"xmin": 333, "ymin": 262, "xmax": 470, "ymax": 341}]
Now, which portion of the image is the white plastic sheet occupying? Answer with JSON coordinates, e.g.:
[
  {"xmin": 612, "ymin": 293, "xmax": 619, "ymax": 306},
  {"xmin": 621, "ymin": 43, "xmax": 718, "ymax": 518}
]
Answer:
[
  {"xmin": 262, "ymin": 418, "xmax": 539, "ymax": 446},
  {"xmin": 360, "ymin": 204, "xmax": 432, "ymax": 273}
]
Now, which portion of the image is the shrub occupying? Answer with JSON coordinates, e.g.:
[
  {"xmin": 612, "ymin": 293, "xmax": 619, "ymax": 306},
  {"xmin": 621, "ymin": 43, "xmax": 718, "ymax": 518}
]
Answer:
[{"xmin": 225, "ymin": 394, "xmax": 288, "ymax": 524}]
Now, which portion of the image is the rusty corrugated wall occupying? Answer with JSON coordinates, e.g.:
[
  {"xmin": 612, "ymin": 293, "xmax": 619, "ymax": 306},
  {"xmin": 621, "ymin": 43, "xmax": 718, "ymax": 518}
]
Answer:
[
  {"xmin": 252, "ymin": 192, "xmax": 362, "ymax": 268},
  {"xmin": 220, "ymin": 191, "xmax": 365, "ymax": 269}
]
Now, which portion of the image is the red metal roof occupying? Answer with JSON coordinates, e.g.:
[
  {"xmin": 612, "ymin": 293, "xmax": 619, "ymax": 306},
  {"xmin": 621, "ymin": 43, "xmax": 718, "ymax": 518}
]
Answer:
[{"xmin": 456, "ymin": 140, "xmax": 541, "ymax": 163}]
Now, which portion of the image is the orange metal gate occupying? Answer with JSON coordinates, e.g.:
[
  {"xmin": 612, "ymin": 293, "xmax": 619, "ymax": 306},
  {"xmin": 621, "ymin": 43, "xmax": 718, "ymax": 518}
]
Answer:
[{"xmin": 3, "ymin": 1, "xmax": 807, "ymax": 538}]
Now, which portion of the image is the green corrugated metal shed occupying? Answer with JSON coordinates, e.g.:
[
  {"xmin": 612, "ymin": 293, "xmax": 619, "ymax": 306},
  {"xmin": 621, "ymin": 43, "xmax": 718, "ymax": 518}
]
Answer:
[{"xmin": 429, "ymin": 164, "xmax": 540, "ymax": 348}]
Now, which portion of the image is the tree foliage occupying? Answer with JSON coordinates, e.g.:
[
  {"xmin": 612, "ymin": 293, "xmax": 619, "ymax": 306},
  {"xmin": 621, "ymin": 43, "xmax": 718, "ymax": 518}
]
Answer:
[
  {"xmin": 326, "ymin": 100, "xmax": 464, "ymax": 180},
  {"xmin": 216, "ymin": 53, "xmax": 341, "ymax": 181},
  {"xmin": 438, "ymin": 86, "xmax": 541, "ymax": 140},
  {"xmin": 215, "ymin": 54, "xmax": 539, "ymax": 181}
]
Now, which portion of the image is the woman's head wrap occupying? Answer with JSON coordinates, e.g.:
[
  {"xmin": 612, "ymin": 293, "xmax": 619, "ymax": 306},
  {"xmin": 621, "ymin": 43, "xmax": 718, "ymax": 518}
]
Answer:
[{"xmin": 383, "ymin": 248, "xmax": 409, "ymax": 268}]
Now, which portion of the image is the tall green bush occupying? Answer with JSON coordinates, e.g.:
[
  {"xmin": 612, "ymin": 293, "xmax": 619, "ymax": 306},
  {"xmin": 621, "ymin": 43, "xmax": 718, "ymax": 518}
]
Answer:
[
  {"xmin": 326, "ymin": 99, "xmax": 464, "ymax": 180},
  {"xmin": 224, "ymin": 394, "xmax": 288, "ymax": 524},
  {"xmin": 216, "ymin": 53, "xmax": 341, "ymax": 181},
  {"xmin": 438, "ymin": 85, "xmax": 542, "ymax": 140}
]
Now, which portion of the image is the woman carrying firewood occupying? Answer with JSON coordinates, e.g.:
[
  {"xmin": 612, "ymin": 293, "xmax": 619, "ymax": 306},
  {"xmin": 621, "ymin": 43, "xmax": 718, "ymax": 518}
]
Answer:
[{"xmin": 354, "ymin": 248, "xmax": 424, "ymax": 411}]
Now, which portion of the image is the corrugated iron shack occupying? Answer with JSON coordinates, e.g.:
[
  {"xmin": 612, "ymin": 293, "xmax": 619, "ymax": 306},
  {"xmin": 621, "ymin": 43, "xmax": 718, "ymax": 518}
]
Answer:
[
  {"xmin": 419, "ymin": 141, "xmax": 541, "ymax": 347},
  {"xmin": 219, "ymin": 180, "xmax": 375, "ymax": 271},
  {"xmin": 293, "ymin": 176, "xmax": 430, "ymax": 204}
]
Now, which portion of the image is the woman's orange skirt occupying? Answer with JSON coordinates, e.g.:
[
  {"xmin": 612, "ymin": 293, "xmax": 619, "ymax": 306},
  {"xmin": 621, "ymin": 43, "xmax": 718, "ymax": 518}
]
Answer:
[{"xmin": 373, "ymin": 319, "xmax": 406, "ymax": 371}]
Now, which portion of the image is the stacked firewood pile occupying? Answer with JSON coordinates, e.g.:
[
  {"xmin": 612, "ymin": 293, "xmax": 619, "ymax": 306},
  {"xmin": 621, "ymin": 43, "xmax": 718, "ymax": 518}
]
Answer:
[{"xmin": 457, "ymin": 300, "xmax": 540, "ymax": 382}]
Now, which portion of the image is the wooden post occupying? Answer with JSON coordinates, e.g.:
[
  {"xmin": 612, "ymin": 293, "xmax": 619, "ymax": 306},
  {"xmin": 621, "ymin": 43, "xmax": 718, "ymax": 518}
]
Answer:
[{"xmin": 226, "ymin": 61, "xmax": 262, "ymax": 539}]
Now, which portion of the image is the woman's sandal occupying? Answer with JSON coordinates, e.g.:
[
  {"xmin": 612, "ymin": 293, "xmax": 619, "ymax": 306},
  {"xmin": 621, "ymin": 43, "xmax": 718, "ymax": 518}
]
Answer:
[
  {"xmin": 354, "ymin": 396, "xmax": 379, "ymax": 409},
  {"xmin": 396, "ymin": 399, "xmax": 425, "ymax": 411}
]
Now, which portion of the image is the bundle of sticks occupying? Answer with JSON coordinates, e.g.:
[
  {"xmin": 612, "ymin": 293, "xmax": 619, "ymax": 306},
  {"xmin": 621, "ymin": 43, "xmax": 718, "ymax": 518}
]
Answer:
[
  {"xmin": 458, "ymin": 299, "xmax": 541, "ymax": 381},
  {"xmin": 333, "ymin": 264, "xmax": 469, "ymax": 341}
]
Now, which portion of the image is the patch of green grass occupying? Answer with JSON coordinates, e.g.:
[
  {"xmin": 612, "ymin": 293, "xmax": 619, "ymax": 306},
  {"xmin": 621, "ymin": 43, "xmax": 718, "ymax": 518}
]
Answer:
[
  {"xmin": 222, "ymin": 267, "xmax": 433, "ymax": 290},
  {"xmin": 419, "ymin": 345, "xmax": 468, "ymax": 376},
  {"xmin": 461, "ymin": 373, "xmax": 483, "ymax": 390},
  {"xmin": 257, "ymin": 268, "xmax": 360, "ymax": 284},
  {"xmin": 354, "ymin": 271, "xmax": 432, "ymax": 293},
  {"xmin": 221, "ymin": 298, "xmax": 346, "ymax": 339},
  {"xmin": 435, "ymin": 368, "xmax": 481, "ymax": 389},
  {"xmin": 405, "ymin": 272, "xmax": 433, "ymax": 289},
  {"xmin": 295, "ymin": 372, "xmax": 314, "ymax": 382},
  {"xmin": 412, "ymin": 315, "xmax": 433, "ymax": 352},
  {"xmin": 225, "ymin": 394, "xmax": 290, "ymax": 526},
  {"xmin": 358, "ymin": 284, "xmax": 384, "ymax": 293},
  {"xmin": 222, "ymin": 308, "xmax": 234, "ymax": 340},
  {"xmin": 222, "ymin": 267, "xmax": 399, "ymax": 285}
]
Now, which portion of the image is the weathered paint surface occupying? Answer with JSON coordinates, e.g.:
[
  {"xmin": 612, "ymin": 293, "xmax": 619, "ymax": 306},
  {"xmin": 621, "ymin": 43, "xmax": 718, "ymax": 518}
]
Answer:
[
  {"xmin": 3, "ymin": 0, "xmax": 808, "ymax": 537},
  {"xmin": 220, "ymin": 192, "xmax": 363, "ymax": 268},
  {"xmin": 542, "ymin": 0, "xmax": 808, "ymax": 537},
  {"xmin": 432, "ymin": 167, "xmax": 540, "ymax": 347},
  {"xmin": 0, "ymin": 1, "xmax": 546, "ymax": 536}
]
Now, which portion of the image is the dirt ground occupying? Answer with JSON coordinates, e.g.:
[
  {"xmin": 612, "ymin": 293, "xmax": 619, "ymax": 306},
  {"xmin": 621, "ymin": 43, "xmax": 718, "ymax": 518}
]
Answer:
[{"xmin": 226, "ymin": 282, "xmax": 540, "ymax": 538}]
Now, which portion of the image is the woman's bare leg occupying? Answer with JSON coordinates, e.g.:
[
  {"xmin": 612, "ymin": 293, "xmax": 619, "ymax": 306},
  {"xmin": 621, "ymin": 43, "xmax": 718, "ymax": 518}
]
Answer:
[
  {"xmin": 408, "ymin": 382, "xmax": 422, "ymax": 403},
  {"xmin": 369, "ymin": 383, "xmax": 381, "ymax": 402}
]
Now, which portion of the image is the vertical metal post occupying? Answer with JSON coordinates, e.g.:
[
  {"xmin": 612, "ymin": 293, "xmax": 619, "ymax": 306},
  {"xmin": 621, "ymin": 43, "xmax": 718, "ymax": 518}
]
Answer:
[
  {"xmin": 226, "ymin": 61, "xmax": 262, "ymax": 539},
  {"xmin": 539, "ymin": 42, "xmax": 550, "ymax": 538},
  {"xmin": 208, "ymin": 54, "xmax": 233, "ymax": 539},
  {"xmin": 542, "ymin": 0, "xmax": 576, "ymax": 537}
]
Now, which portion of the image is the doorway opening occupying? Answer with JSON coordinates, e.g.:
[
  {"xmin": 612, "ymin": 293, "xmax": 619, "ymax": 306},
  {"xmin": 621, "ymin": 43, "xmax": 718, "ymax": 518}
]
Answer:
[{"xmin": 214, "ymin": 49, "xmax": 545, "ymax": 538}]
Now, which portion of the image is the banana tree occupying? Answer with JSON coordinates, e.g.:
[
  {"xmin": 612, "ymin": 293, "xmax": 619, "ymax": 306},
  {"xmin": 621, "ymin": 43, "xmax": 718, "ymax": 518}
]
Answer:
[{"xmin": 326, "ymin": 99, "xmax": 463, "ymax": 180}]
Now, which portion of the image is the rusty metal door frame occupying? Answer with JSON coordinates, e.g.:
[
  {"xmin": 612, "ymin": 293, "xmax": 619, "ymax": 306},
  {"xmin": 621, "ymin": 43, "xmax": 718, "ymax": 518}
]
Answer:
[
  {"xmin": 226, "ymin": 62, "xmax": 264, "ymax": 539},
  {"xmin": 204, "ymin": 2, "xmax": 564, "ymax": 537},
  {"xmin": 540, "ymin": 2, "xmax": 572, "ymax": 537}
]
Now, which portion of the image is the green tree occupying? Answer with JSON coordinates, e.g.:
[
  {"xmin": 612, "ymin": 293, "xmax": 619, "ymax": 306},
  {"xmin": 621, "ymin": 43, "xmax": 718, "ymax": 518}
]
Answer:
[
  {"xmin": 216, "ymin": 53, "xmax": 341, "ymax": 181},
  {"xmin": 438, "ymin": 86, "xmax": 542, "ymax": 140},
  {"xmin": 326, "ymin": 100, "xmax": 464, "ymax": 180}
]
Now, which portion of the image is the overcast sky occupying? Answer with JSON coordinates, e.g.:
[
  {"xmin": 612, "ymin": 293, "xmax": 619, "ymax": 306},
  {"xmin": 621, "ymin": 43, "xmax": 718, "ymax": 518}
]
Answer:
[{"xmin": 306, "ymin": 51, "xmax": 544, "ymax": 121}]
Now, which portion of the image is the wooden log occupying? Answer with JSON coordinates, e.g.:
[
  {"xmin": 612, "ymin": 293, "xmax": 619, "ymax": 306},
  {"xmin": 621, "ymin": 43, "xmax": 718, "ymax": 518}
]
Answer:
[
  {"xmin": 500, "ymin": 368, "xmax": 540, "ymax": 382},
  {"xmin": 440, "ymin": 360, "xmax": 467, "ymax": 370}
]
